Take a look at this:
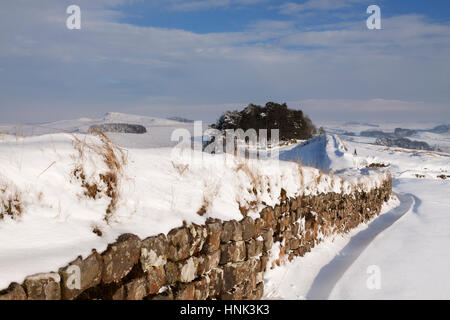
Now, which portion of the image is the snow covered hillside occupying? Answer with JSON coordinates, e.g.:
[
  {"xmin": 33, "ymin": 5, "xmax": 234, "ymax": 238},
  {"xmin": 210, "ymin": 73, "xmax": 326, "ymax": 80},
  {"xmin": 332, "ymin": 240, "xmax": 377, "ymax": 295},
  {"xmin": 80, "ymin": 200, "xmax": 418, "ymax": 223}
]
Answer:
[
  {"xmin": 1, "ymin": 113, "xmax": 448, "ymax": 299},
  {"xmin": 0, "ymin": 130, "xmax": 388, "ymax": 290},
  {"xmin": 265, "ymin": 125, "xmax": 450, "ymax": 300},
  {"xmin": 0, "ymin": 112, "xmax": 201, "ymax": 149}
]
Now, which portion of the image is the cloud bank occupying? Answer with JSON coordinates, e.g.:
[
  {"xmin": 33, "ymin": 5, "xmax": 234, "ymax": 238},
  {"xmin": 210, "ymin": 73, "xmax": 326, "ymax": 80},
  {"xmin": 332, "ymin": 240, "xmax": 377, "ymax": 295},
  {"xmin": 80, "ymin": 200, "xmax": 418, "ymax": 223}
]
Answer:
[{"xmin": 0, "ymin": 0, "xmax": 449, "ymax": 124}]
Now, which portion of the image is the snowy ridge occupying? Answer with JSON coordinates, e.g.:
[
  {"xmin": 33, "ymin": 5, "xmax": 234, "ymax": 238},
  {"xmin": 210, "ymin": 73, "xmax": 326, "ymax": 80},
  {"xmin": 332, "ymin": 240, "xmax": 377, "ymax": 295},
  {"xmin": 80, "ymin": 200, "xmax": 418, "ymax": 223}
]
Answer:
[{"xmin": 279, "ymin": 134, "xmax": 367, "ymax": 171}]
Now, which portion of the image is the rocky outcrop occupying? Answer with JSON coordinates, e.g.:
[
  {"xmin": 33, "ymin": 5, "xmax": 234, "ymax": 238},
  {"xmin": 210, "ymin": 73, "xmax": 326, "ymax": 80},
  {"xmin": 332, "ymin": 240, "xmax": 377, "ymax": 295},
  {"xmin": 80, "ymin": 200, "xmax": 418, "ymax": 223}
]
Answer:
[
  {"xmin": 89, "ymin": 123, "xmax": 147, "ymax": 134},
  {"xmin": 0, "ymin": 176, "xmax": 392, "ymax": 300}
]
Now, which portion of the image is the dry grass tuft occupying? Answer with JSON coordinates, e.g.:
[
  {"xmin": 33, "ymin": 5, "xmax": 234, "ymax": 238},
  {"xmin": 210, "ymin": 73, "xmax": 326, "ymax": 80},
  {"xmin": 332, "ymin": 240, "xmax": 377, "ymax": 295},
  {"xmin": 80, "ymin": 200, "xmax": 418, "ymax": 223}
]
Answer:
[
  {"xmin": 297, "ymin": 162, "xmax": 305, "ymax": 187},
  {"xmin": 0, "ymin": 182, "xmax": 23, "ymax": 220},
  {"xmin": 234, "ymin": 159, "xmax": 266, "ymax": 216},
  {"xmin": 171, "ymin": 161, "xmax": 189, "ymax": 176},
  {"xmin": 197, "ymin": 180, "xmax": 220, "ymax": 216},
  {"xmin": 72, "ymin": 130, "xmax": 127, "ymax": 223}
]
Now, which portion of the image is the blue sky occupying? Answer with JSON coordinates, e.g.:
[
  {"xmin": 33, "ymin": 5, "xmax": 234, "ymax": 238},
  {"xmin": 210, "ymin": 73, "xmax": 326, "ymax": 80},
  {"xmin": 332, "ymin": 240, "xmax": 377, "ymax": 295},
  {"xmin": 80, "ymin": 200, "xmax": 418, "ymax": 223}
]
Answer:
[
  {"xmin": 0, "ymin": 0, "xmax": 449, "ymax": 124},
  {"xmin": 115, "ymin": 0, "xmax": 450, "ymax": 32}
]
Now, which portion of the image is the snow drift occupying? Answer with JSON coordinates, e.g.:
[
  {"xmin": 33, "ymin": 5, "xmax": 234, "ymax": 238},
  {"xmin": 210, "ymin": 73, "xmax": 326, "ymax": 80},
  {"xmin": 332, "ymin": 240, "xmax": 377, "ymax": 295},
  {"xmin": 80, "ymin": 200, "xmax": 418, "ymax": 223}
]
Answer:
[{"xmin": 279, "ymin": 134, "xmax": 366, "ymax": 172}]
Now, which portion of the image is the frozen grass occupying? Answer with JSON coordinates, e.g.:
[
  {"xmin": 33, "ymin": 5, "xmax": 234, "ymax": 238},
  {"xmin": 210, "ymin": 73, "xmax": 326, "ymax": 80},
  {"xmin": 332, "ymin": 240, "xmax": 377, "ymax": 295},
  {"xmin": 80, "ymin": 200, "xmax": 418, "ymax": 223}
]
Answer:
[
  {"xmin": 72, "ymin": 130, "xmax": 127, "ymax": 223},
  {"xmin": 0, "ymin": 178, "xmax": 23, "ymax": 220}
]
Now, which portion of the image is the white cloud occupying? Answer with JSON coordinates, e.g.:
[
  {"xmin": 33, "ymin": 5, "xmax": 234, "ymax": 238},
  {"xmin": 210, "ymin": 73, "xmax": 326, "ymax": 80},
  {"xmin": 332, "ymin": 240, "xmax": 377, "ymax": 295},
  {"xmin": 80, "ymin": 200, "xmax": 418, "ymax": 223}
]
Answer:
[
  {"xmin": 0, "ymin": 1, "xmax": 449, "ymax": 123},
  {"xmin": 278, "ymin": 0, "xmax": 367, "ymax": 15}
]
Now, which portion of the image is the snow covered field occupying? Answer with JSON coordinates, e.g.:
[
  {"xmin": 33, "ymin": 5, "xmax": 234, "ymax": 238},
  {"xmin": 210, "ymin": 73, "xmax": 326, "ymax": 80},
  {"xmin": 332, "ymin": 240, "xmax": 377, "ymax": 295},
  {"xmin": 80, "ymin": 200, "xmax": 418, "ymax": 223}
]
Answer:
[
  {"xmin": 0, "ymin": 116, "xmax": 390, "ymax": 290},
  {"xmin": 0, "ymin": 114, "xmax": 448, "ymax": 299},
  {"xmin": 264, "ymin": 121, "xmax": 450, "ymax": 300}
]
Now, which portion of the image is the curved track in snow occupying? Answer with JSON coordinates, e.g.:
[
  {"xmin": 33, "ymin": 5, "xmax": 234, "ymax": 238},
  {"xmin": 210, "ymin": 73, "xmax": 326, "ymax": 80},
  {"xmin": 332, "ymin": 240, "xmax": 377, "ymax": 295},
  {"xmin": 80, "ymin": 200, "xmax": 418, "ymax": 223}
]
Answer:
[{"xmin": 306, "ymin": 193, "xmax": 414, "ymax": 300}]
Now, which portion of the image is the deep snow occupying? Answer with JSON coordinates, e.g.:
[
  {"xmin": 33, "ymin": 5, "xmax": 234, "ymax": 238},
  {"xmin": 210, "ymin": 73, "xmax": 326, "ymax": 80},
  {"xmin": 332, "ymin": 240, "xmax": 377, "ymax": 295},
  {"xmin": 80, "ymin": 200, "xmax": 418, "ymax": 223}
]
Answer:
[
  {"xmin": 0, "ymin": 127, "xmax": 388, "ymax": 289},
  {"xmin": 263, "ymin": 121, "xmax": 450, "ymax": 300},
  {"xmin": 1, "ymin": 115, "xmax": 448, "ymax": 299}
]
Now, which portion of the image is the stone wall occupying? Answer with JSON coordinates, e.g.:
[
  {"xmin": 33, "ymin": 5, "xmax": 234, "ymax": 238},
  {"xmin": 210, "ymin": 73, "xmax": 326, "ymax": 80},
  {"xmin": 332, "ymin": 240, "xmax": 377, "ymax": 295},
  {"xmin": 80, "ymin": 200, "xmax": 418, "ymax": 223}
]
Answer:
[{"xmin": 0, "ymin": 177, "xmax": 392, "ymax": 300}]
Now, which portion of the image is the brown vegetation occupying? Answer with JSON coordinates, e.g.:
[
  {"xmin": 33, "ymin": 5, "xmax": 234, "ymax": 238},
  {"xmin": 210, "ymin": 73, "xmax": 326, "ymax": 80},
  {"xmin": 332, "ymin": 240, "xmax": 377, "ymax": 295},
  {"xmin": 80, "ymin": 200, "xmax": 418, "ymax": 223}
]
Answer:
[
  {"xmin": 72, "ymin": 130, "xmax": 127, "ymax": 223},
  {"xmin": 0, "ymin": 183, "xmax": 23, "ymax": 221}
]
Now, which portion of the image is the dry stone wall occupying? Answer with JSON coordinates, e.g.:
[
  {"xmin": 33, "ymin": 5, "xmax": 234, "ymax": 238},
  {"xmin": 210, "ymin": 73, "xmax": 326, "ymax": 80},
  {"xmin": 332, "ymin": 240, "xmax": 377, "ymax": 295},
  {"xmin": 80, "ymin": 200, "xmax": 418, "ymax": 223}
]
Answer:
[{"xmin": 0, "ymin": 177, "xmax": 392, "ymax": 300}]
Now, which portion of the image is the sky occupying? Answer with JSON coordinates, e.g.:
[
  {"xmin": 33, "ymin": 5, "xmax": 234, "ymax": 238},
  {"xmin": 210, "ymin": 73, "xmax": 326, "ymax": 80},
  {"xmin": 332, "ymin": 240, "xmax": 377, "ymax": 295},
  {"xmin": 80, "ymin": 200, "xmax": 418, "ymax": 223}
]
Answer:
[{"xmin": 0, "ymin": 0, "xmax": 449, "ymax": 124}]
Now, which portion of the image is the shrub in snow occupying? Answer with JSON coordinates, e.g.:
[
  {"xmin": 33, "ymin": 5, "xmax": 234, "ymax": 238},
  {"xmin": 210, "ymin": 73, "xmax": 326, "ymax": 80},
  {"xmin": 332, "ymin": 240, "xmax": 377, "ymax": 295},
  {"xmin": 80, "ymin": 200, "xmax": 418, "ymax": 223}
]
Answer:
[
  {"xmin": 0, "ymin": 178, "xmax": 22, "ymax": 220},
  {"xmin": 211, "ymin": 102, "xmax": 316, "ymax": 142}
]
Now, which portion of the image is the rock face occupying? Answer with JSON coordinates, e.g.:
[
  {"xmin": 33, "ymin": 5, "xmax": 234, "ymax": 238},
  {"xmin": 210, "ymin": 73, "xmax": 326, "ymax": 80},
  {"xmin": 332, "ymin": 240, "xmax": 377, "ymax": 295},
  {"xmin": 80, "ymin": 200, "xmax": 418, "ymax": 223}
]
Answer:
[
  {"xmin": 23, "ymin": 273, "xmax": 61, "ymax": 300},
  {"xmin": 89, "ymin": 123, "xmax": 147, "ymax": 134},
  {"xmin": 101, "ymin": 233, "xmax": 141, "ymax": 284},
  {"xmin": 0, "ymin": 176, "xmax": 392, "ymax": 300},
  {"xmin": 0, "ymin": 283, "xmax": 27, "ymax": 300},
  {"xmin": 140, "ymin": 234, "xmax": 168, "ymax": 271},
  {"xmin": 59, "ymin": 250, "xmax": 103, "ymax": 300}
]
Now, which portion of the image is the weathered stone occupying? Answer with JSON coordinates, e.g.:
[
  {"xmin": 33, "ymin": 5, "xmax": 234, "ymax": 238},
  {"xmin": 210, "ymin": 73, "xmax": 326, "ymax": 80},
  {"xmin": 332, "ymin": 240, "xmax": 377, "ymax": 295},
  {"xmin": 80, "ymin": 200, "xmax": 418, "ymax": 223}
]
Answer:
[
  {"xmin": 220, "ymin": 241, "xmax": 246, "ymax": 264},
  {"xmin": 197, "ymin": 250, "xmax": 220, "ymax": 276},
  {"xmin": 254, "ymin": 218, "xmax": 264, "ymax": 239},
  {"xmin": 261, "ymin": 228, "xmax": 273, "ymax": 252},
  {"xmin": 0, "ymin": 283, "xmax": 27, "ymax": 300},
  {"xmin": 164, "ymin": 257, "xmax": 197, "ymax": 284},
  {"xmin": 246, "ymin": 239, "xmax": 263, "ymax": 258},
  {"xmin": 289, "ymin": 238, "xmax": 301, "ymax": 250},
  {"xmin": 203, "ymin": 218, "xmax": 222, "ymax": 253},
  {"xmin": 111, "ymin": 286, "xmax": 125, "ymax": 300},
  {"xmin": 290, "ymin": 197, "xmax": 298, "ymax": 211},
  {"xmin": 140, "ymin": 234, "xmax": 168, "ymax": 272},
  {"xmin": 221, "ymin": 220, "xmax": 243, "ymax": 243},
  {"xmin": 208, "ymin": 268, "xmax": 223, "ymax": 298},
  {"xmin": 242, "ymin": 280, "xmax": 255, "ymax": 299},
  {"xmin": 148, "ymin": 288, "xmax": 173, "ymax": 300},
  {"xmin": 59, "ymin": 250, "xmax": 103, "ymax": 300},
  {"xmin": 179, "ymin": 257, "xmax": 197, "ymax": 283},
  {"xmin": 193, "ymin": 276, "xmax": 210, "ymax": 300},
  {"xmin": 23, "ymin": 273, "xmax": 61, "ymax": 300},
  {"xmin": 260, "ymin": 254, "xmax": 269, "ymax": 272},
  {"xmin": 220, "ymin": 281, "xmax": 245, "ymax": 300},
  {"xmin": 280, "ymin": 215, "xmax": 290, "ymax": 232},
  {"xmin": 260, "ymin": 207, "xmax": 275, "ymax": 229},
  {"xmin": 252, "ymin": 282, "xmax": 264, "ymax": 300},
  {"xmin": 240, "ymin": 216, "xmax": 255, "ymax": 241},
  {"xmin": 292, "ymin": 222, "xmax": 300, "ymax": 236},
  {"xmin": 146, "ymin": 266, "xmax": 166, "ymax": 294},
  {"xmin": 175, "ymin": 282, "xmax": 195, "ymax": 300},
  {"xmin": 222, "ymin": 259, "xmax": 259, "ymax": 292},
  {"xmin": 102, "ymin": 233, "xmax": 141, "ymax": 284},
  {"xmin": 189, "ymin": 224, "xmax": 208, "ymax": 255},
  {"xmin": 125, "ymin": 277, "xmax": 148, "ymax": 300},
  {"xmin": 273, "ymin": 205, "xmax": 282, "ymax": 218},
  {"xmin": 167, "ymin": 227, "xmax": 192, "ymax": 261},
  {"xmin": 164, "ymin": 261, "xmax": 179, "ymax": 285}
]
